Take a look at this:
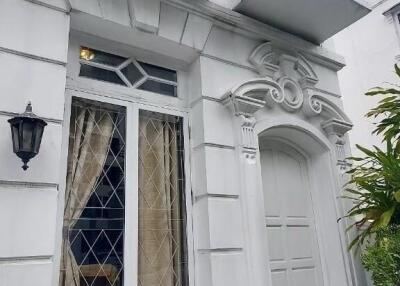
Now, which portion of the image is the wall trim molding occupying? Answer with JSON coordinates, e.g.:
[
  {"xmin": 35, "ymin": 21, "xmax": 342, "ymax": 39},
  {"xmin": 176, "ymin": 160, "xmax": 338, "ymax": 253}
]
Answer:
[
  {"xmin": 200, "ymin": 52, "xmax": 258, "ymax": 73},
  {"xmin": 190, "ymin": 95, "xmax": 222, "ymax": 108},
  {"xmin": 192, "ymin": 142, "xmax": 235, "ymax": 151},
  {"xmin": 0, "ymin": 180, "xmax": 59, "ymax": 190},
  {"xmin": 310, "ymin": 87, "xmax": 341, "ymax": 98},
  {"xmin": 195, "ymin": 193, "xmax": 239, "ymax": 202},
  {"xmin": 0, "ymin": 46, "xmax": 67, "ymax": 67},
  {"xmin": 0, "ymin": 110, "xmax": 63, "ymax": 125},
  {"xmin": 0, "ymin": 255, "xmax": 53, "ymax": 264},
  {"xmin": 25, "ymin": 0, "xmax": 70, "ymax": 13},
  {"xmin": 198, "ymin": 248, "xmax": 243, "ymax": 254}
]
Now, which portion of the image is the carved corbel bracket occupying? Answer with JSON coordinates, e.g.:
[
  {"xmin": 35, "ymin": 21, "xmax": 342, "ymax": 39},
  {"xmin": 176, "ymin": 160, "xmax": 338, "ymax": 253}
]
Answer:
[
  {"xmin": 222, "ymin": 93, "xmax": 266, "ymax": 118},
  {"xmin": 222, "ymin": 78, "xmax": 283, "ymax": 160},
  {"xmin": 222, "ymin": 78, "xmax": 284, "ymax": 116},
  {"xmin": 222, "ymin": 93, "xmax": 263, "ymax": 161},
  {"xmin": 322, "ymin": 119, "xmax": 353, "ymax": 171}
]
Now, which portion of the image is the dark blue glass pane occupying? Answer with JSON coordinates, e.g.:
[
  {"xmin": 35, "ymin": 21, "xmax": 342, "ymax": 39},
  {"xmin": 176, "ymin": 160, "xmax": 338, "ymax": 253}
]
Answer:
[
  {"xmin": 138, "ymin": 80, "xmax": 177, "ymax": 97},
  {"xmin": 81, "ymin": 47, "xmax": 127, "ymax": 67},
  {"xmin": 138, "ymin": 61, "xmax": 177, "ymax": 82},
  {"xmin": 121, "ymin": 63, "xmax": 144, "ymax": 85},
  {"xmin": 79, "ymin": 64, "xmax": 126, "ymax": 86}
]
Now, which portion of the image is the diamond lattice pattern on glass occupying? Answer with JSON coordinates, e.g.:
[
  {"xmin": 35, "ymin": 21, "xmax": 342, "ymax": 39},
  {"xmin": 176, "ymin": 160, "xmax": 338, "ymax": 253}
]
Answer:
[
  {"xmin": 60, "ymin": 99, "xmax": 126, "ymax": 286},
  {"xmin": 79, "ymin": 47, "xmax": 178, "ymax": 97},
  {"xmin": 138, "ymin": 110, "xmax": 188, "ymax": 286}
]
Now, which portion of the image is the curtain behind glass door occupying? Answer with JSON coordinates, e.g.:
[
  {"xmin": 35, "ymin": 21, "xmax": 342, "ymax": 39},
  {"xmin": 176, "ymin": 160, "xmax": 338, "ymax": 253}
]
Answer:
[
  {"xmin": 60, "ymin": 98, "xmax": 126, "ymax": 286},
  {"xmin": 137, "ymin": 110, "xmax": 188, "ymax": 286}
]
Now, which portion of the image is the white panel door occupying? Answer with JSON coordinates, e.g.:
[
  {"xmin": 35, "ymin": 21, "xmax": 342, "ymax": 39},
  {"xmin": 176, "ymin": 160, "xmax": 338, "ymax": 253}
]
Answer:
[{"xmin": 260, "ymin": 142, "xmax": 324, "ymax": 286}]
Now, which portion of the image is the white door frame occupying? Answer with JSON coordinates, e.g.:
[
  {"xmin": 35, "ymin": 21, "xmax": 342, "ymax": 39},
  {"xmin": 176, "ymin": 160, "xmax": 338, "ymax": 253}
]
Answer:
[
  {"xmin": 259, "ymin": 137, "xmax": 327, "ymax": 286},
  {"xmin": 255, "ymin": 118, "xmax": 354, "ymax": 286},
  {"xmin": 52, "ymin": 88, "xmax": 195, "ymax": 286}
]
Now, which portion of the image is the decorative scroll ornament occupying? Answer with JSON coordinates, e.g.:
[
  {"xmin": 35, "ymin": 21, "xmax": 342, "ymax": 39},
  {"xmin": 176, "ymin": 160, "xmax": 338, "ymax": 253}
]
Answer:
[
  {"xmin": 322, "ymin": 119, "xmax": 353, "ymax": 171},
  {"xmin": 223, "ymin": 42, "xmax": 354, "ymax": 164},
  {"xmin": 249, "ymin": 42, "xmax": 323, "ymax": 117},
  {"xmin": 222, "ymin": 79, "xmax": 284, "ymax": 160},
  {"xmin": 299, "ymin": 77, "xmax": 323, "ymax": 117},
  {"xmin": 279, "ymin": 76, "xmax": 304, "ymax": 112},
  {"xmin": 249, "ymin": 42, "xmax": 280, "ymax": 78}
]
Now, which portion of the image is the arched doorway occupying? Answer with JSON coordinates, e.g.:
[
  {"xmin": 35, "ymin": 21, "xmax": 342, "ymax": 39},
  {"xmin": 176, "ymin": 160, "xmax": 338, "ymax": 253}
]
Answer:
[
  {"xmin": 259, "ymin": 138, "xmax": 323, "ymax": 286},
  {"xmin": 220, "ymin": 42, "xmax": 362, "ymax": 286}
]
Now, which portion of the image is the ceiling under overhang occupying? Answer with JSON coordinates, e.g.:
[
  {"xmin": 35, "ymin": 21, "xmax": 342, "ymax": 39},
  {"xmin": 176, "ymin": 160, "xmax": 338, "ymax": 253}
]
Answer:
[{"xmin": 233, "ymin": 0, "xmax": 370, "ymax": 43}]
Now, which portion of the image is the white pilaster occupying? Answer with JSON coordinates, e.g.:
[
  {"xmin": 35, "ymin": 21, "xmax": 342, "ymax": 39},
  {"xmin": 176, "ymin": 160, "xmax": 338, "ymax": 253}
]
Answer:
[{"xmin": 222, "ymin": 83, "xmax": 278, "ymax": 286}]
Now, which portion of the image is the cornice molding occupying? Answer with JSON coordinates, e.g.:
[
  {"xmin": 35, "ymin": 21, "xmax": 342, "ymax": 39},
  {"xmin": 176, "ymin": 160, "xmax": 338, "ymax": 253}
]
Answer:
[{"xmin": 164, "ymin": 0, "xmax": 346, "ymax": 70}]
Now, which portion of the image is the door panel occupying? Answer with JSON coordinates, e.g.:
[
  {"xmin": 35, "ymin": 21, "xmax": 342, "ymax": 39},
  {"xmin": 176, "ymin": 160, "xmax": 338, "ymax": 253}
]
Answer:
[
  {"xmin": 260, "ymin": 142, "xmax": 323, "ymax": 286},
  {"xmin": 60, "ymin": 98, "xmax": 126, "ymax": 286}
]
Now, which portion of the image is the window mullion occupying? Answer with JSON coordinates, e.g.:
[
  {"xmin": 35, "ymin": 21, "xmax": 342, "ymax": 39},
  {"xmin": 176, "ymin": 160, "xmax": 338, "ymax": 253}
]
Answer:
[
  {"xmin": 123, "ymin": 103, "xmax": 139, "ymax": 286},
  {"xmin": 79, "ymin": 59, "xmax": 119, "ymax": 71}
]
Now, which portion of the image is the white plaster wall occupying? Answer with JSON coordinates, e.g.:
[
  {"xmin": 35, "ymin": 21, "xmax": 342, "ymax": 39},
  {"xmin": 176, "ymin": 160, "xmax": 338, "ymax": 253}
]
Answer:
[
  {"xmin": 0, "ymin": 1, "xmax": 363, "ymax": 286},
  {"xmin": 332, "ymin": 2, "xmax": 400, "ymax": 284},
  {"xmin": 0, "ymin": 1, "xmax": 70, "ymax": 286},
  {"xmin": 333, "ymin": 0, "xmax": 400, "ymax": 154}
]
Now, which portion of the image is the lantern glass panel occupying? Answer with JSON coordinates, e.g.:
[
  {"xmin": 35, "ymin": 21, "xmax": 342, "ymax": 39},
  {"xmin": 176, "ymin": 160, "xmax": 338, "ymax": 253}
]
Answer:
[
  {"xmin": 33, "ymin": 124, "xmax": 45, "ymax": 153},
  {"xmin": 11, "ymin": 124, "xmax": 19, "ymax": 151},
  {"xmin": 22, "ymin": 121, "xmax": 34, "ymax": 151}
]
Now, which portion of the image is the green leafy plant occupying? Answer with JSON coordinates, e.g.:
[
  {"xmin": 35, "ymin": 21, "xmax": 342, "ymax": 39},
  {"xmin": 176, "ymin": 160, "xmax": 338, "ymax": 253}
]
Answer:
[
  {"xmin": 344, "ymin": 65, "xmax": 400, "ymax": 249},
  {"xmin": 361, "ymin": 226, "xmax": 400, "ymax": 286},
  {"xmin": 365, "ymin": 65, "xmax": 400, "ymax": 151}
]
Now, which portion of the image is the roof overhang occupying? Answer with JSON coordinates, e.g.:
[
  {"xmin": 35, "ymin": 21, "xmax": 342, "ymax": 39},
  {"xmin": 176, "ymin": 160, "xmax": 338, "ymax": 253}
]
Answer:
[{"xmin": 230, "ymin": 0, "xmax": 370, "ymax": 43}]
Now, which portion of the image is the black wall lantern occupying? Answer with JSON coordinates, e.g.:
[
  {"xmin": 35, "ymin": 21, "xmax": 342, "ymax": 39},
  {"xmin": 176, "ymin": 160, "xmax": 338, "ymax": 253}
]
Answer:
[{"xmin": 8, "ymin": 102, "xmax": 47, "ymax": 170}]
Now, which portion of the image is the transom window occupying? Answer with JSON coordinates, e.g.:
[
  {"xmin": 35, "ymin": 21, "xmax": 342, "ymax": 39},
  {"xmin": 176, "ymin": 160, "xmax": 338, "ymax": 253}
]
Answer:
[
  {"xmin": 79, "ymin": 47, "xmax": 178, "ymax": 97},
  {"xmin": 59, "ymin": 98, "xmax": 188, "ymax": 286}
]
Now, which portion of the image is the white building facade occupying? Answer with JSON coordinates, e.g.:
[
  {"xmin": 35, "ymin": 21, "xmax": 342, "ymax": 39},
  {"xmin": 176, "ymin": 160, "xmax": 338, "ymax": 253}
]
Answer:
[
  {"xmin": 333, "ymin": 0, "xmax": 400, "ymax": 153},
  {"xmin": 0, "ymin": 1, "xmax": 370, "ymax": 286}
]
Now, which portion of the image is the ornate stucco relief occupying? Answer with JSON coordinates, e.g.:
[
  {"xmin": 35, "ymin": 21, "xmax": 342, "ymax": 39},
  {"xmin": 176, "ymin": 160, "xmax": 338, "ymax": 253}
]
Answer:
[
  {"xmin": 222, "ymin": 78, "xmax": 284, "ymax": 160},
  {"xmin": 223, "ymin": 42, "xmax": 354, "ymax": 168}
]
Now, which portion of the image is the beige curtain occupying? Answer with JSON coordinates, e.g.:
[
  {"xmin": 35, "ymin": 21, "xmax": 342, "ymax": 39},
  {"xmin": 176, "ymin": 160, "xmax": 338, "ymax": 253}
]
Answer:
[
  {"xmin": 138, "ymin": 116, "xmax": 183, "ymax": 286},
  {"xmin": 59, "ymin": 107, "xmax": 114, "ymax": 286}
]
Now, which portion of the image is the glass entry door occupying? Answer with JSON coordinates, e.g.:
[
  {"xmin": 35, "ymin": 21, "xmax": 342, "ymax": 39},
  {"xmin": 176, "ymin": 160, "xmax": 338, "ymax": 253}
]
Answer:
[
  {"xmin": 59, "ymin": 97, "xmax": 188, "ymax": 286},
  {"xmin": 137, "ymin": 110, "xmax": 188, "ymax": 286}
]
